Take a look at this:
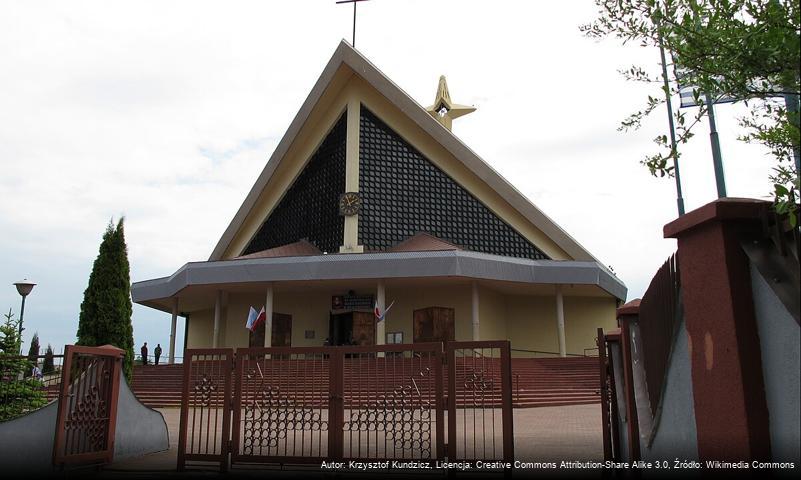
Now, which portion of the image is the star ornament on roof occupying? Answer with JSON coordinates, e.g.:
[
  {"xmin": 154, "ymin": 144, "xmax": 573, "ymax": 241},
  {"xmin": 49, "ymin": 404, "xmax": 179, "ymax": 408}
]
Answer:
[{"xmin": 425, "ymin": 75, "xmax": 476, "ymax": 131}]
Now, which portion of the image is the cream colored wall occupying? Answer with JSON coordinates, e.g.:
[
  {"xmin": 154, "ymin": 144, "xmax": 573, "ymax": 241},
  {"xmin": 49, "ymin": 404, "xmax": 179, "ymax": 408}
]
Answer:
[
  {"xmin": 505, "ymin": 294, "xmax": 618, "ymax": 356},
  {"xmin": 478, "ymin": 285, "xmax": 507, "ymax": 341},
  {"xmin": 186, "ymin": 309, "xmax": 214, "ymax": 349},
  {"xmin": 382, "ymin": 285, "xmax": 473, "ymax": 343},
  {"xmin": 275, "ymin": 291, "xmax": 340, "ymax": 347},
  {"xmin": 184, "ymin": 286, "xmax": 618, "ymax": 355},
  {"xmin": 505, "ymin": 296, "xmax": 560, "ymax": 355},
  {"xmin": 563, "ymin": 296, "xmax": 618, "ymax": 355}
]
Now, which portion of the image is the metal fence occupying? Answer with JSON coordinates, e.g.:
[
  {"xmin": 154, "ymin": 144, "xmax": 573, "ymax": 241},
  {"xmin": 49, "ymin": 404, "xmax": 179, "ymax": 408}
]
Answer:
[
  {"xmin": 637, "ymin": 253, "xmax": 681, "ymax": 416},
  {"xmin": 178, "ymin": 341, "xmax": 512, "ymax": 472},
  {"xmin": 0, "ymin": 353, "xmax": 64, "ymax": 422}
]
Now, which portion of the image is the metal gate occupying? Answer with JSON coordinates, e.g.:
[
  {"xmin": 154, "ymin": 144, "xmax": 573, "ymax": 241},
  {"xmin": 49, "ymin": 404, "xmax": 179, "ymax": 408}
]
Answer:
[
  {"xmin": 52, "ymin": 345, "xmax": 125, "ymax": 467},
  {"xmin": 178, "ymin": 341, "xmax": 512, "ymax": 471},
  {"xmin": 446, "ymin": 341, "xmax": 513, "ymax": 463}
]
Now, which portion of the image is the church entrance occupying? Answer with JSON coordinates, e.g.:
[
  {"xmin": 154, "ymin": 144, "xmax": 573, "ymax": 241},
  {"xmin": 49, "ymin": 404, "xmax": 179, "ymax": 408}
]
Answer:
[
  {"xmin": 413, "ymin": 307, "xmax": 455, "ymax": 343},
  {"xmin": 248, "ymin": 312, "xmax": 292, "ymax": 347},
  {"xmin": 328, "ymin": 311, "xmax": 375, "ymax": 346}
]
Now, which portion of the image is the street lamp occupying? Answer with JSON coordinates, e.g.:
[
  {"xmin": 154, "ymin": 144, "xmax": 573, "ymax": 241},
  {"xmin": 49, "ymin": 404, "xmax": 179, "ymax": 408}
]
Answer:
[{"xmin": 13, "ymin": 279, "xmax": 36, "ymax": 345}]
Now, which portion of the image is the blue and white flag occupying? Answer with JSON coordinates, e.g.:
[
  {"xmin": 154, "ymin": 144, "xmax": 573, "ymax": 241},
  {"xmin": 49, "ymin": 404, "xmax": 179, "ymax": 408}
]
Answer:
[
  {"xmin": 679, "ymin": 86, "xmax": 737, "ymax": 108},
  {"xmin": 245, "ymin": 306, "xmax": 258, "ymax": 330}
]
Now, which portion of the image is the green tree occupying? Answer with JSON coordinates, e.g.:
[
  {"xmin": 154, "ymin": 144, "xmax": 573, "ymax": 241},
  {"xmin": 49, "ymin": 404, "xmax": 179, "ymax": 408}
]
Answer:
[
  {"xmin": 582, "ymin": 0, "xmax": 800, "ymax": 221},
  {"xmin": 43, "ymin": 344, "xmax": 55, "ymax": 375},
  {"xmin": 77, "ymin": 218, "xmax": 134, "ymax": 379},
  {"xmin": 24, "ymin": 332, "xmax": 40, "ymax": 378},
  {"xmin": 0, "ymin": 309, "xmax": 46, "ymax": 421}
]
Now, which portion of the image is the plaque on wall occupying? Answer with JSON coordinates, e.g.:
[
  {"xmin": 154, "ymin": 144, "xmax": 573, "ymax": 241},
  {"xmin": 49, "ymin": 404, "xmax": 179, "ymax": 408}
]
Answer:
[{"xmin": 332, "ymin": 294, "xmax": 374, "ymax": 310}]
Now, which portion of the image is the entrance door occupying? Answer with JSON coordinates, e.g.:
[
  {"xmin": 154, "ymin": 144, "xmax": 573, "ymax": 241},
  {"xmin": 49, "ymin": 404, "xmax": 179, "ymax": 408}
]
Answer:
[
  {"xmin": 351, "ymin": 311, "xmax": 375, "ymax": 346},
  {"xmin": 413, "ymin": 307, "xmax": 455, "ymax": 343},
  {"xmin": 329, "ymin": 312, "xmax": 352, "ymax": 346},
  {"xmin": 329, "ymin": 311, "xmax": 375, "ymax": 346},
  {"xmin": 271, "ymin": 313, "xmax": 292, "ymax": 347},
  {"xmin": 248, "ymin": 313, "xmax": 293, "ymax": 347}
]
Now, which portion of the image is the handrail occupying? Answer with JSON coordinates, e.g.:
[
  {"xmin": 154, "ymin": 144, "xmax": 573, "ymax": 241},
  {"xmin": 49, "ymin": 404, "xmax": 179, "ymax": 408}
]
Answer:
[{"xmin": 510, "ymin": 348, "xmax": 587, "ymax": 357}]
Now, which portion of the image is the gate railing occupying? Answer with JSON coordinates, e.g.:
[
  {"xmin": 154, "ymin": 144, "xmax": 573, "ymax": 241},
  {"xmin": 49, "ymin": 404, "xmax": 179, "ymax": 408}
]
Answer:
[
  {"xmin": 178, "ymin": 341, "xmax": 512, "ymax": 472},
  {"xmin": 52, "ymin": 345, "xmax": 124, "ymax": 468},
  {"xmin": 446, "ymin": 341, "xmax": 513, "ymax": 463}
]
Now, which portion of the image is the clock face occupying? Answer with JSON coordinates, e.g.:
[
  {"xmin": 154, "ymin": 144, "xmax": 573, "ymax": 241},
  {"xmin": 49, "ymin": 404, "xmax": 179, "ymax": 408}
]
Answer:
[{"xmin": 338, "ymin": 192, "xmax": 362, "ymax": 216}]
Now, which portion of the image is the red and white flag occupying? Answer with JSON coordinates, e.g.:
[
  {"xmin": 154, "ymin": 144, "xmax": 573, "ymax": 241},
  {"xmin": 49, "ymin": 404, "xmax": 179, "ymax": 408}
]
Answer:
[{"xmin": 250, "ymin": 307, "xmax": 266, "ymax": 332}]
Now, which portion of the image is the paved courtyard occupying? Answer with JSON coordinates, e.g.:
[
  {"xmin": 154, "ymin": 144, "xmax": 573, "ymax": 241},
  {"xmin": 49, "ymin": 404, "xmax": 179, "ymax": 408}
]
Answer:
[{"xmin": 107, "ymin": 404, "xmax": 602, "ymax": 473}]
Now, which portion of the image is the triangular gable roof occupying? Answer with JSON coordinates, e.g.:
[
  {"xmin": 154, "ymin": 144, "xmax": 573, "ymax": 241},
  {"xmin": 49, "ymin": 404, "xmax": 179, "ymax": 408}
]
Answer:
[
  {"xmin": 209, "ymin": 40, "xmax": 599, "ymax": 263},
  {"xmin": 385, "ymin": 233, "xmax": 462, "ymax": 253},
  {"xmin": 234, "ymin": 239, "xmax": 322, "ymax": 260}
]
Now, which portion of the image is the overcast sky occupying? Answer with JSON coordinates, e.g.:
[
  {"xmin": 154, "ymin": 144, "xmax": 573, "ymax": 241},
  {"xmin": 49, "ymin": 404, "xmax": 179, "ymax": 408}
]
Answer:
[{"xmin": 0, "ymin": 1, "xmax": 777, "ymax": 356}]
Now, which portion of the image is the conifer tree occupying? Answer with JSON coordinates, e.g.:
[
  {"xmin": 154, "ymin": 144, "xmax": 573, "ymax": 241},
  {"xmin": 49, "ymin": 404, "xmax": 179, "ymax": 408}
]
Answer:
[
  {"xmin": 77, "ymin": 218, "xmax": 134, "ymax": 379},
  {"xmin": 0, "ymin": 310, "xmax": 45, "ymax": 420},
  {"xmin": 43, "ymin": 344, "xmax": 55, "ymax": 374},
  {"xmin": 25, "ymin": 332, "xmax": 40, "ymax": 377}
]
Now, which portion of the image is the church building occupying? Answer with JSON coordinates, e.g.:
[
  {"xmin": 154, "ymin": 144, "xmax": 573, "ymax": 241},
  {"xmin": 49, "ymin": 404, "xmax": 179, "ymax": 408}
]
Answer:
[{"xmin": 131, "ymin": 41, "xmax": 627, "ymax": 361}]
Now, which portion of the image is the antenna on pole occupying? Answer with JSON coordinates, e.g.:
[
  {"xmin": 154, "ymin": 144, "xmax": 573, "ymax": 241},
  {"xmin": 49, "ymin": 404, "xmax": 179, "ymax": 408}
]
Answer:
[{"xmin": 336, "ymin": 0, "xmax": 370, "ymax": 47}]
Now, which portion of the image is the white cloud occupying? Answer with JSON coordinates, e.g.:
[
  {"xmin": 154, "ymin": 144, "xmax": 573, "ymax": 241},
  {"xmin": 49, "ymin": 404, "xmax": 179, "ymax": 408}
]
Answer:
[{"xmin": 0, "ymin": 0, "xmax": 778, "ymax": 352}]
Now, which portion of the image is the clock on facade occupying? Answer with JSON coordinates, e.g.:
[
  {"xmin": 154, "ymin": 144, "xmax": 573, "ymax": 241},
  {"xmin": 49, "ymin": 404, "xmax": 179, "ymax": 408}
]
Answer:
[{"xmin": 338, "ymin": 192, "xmax": 362, "ymax": 216}]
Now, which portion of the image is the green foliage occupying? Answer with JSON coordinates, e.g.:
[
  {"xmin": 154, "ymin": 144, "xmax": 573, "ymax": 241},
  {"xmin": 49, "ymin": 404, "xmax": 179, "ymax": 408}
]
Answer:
[
  {"xmin": 582, "ymin": 0, "xmax": 800, "ymax": 220},
  {"xmin": 43, "ymin": 344, "xmax": 55, "ymax": 375},
  {"xmin": 26, "ymin": 332, "xmax": 40, "ymax": 359},
  {"xmin": 0, "ymin": 310, "xmax": 46, "ymax": 421},
  {"xmin": 24, "ymin": 332, "xmax": 40, "ymax": 378},
  {"xmin": 77, "ymin": 218, "xmax": 135, "ymax": 379}
]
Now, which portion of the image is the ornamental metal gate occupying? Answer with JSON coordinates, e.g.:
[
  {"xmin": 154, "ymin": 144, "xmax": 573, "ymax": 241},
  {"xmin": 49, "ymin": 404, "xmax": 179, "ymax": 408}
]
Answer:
[
  {"xmin": 52, "ymin": 345, "xmax": 125, "ymax": 467},
  {"xmin": 178, "ymin": 341, "xmax": 511, "ymax": 472}
]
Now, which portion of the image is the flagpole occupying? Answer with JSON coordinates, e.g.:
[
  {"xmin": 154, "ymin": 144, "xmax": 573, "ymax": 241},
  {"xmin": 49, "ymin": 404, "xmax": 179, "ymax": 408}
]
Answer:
[
  {"xmin": 659, "ymin": 40, "xmax": 686, "ymax": 215},
  {"xmin": 705, "ymin": 94, "xmax": 728, "ymax": 198},
  {"xmin": 785, "ymin": 92, "xmax": 801, "ymax": 178}
]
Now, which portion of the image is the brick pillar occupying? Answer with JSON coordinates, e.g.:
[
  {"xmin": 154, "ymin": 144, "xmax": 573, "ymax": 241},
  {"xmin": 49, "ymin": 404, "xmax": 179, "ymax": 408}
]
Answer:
[{"xmin": 664, "ymin": 198, "xmax": 771, "ymax": 461}]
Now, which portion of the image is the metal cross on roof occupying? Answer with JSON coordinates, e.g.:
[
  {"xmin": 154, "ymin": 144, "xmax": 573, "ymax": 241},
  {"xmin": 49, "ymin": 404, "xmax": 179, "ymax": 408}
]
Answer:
[{"xmin": 336, "ymin": 0, "xmax": 370, "ymax": 48}]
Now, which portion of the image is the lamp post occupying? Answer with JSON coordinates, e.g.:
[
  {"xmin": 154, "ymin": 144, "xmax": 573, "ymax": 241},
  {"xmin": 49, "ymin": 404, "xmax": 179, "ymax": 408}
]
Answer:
[{"xmin": 13, "ymin": 279, "xmax": 36, "ymax": 348}]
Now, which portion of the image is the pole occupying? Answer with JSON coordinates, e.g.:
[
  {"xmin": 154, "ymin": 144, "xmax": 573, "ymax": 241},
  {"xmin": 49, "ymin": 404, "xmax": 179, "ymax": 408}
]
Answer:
[
  {"xmin": 785, "ymin": 92, "xmax": 801, "ymax": 177},
  {"xmin": 705, "ymin": 94, "xmax": 727, "ymax": 198},
  {"xmin": 471, "ymin": 282, "xmax": 480, "ymax": 341},
  {"xmin": 659, "ymin": 41, "xmax": 685, "ymax": 215},
  {"xmin": 169, "ymin": 297, "xmax": 178, "ymax": 364},
  {"xmin": 556, "ymin": 286, "xmax": 566, "ymax": 357},
  {"xmin": 18, "ymin": 295, "xmax": 26, "ymax": 353},
  {"xmin": 352, "ymin": 1, "xmax": 357, "ymax": 46}
]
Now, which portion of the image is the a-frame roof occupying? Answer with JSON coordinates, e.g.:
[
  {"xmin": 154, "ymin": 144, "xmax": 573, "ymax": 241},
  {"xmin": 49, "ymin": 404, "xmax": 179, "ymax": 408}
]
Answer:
[{"xmin": 209, "ymin": 40, "xmax": 600, "ymax": 263}]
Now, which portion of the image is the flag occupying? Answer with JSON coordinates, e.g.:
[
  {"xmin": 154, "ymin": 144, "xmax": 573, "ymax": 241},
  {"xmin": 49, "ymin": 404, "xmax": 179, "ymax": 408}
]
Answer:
[
  {"xmin": 374, "ymin": 300, "xmax": 395, "ymax": 321},
  {"xmin": 251, "ymin": 307, "xmax": 267, "ymax": 332},
  {"xmin": 672, "ymin": 63, "xmax": 738, "ymax": 108},
  {"xmin": 245, "ymin": 306, "xmax": 258, "ymax": 330},
  {"xmin": 678, "ymin": 86, "xmax": 736, "ymax": 109}
]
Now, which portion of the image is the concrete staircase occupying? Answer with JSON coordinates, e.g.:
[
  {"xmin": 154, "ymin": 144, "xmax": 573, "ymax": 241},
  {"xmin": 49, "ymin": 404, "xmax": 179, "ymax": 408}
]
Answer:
[
  {"xmin": 129, "ymin": 357, "xmax": 600, "ymax": 409},
  {"xmin": 130, "ymin": 363, "xmax": 184, "ymax": 408},
  {"xmin": 510, "ymin": 357, "xmax": 600, "ymax": 408}
]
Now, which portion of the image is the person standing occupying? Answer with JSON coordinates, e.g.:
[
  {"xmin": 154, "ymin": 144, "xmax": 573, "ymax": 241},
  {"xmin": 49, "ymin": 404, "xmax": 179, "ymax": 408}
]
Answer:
[
  {"xmin": 154, "ymin": 344, "xmax": 162, "ymax": 366},
  {"xmin": 141, "ymin": 342, "xmax": 148, "ymax": 366}
]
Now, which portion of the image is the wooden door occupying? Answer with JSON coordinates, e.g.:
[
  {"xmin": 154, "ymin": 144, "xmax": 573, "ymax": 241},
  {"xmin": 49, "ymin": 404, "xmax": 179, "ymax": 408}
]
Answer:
[
  {"xmin": 413, "ymin": 307, "xmax": 455, "ymax": 343},
  {"xmin": 272, "ymin": 313, "xmax": 292, "ymax": 347},
  {"xmin": 351, "ymin": 311, "xmax": 375, "ymax": 346},
  {"xmin": 248, "ymin": 313, "xmax": 292, "ymax": 347}
]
